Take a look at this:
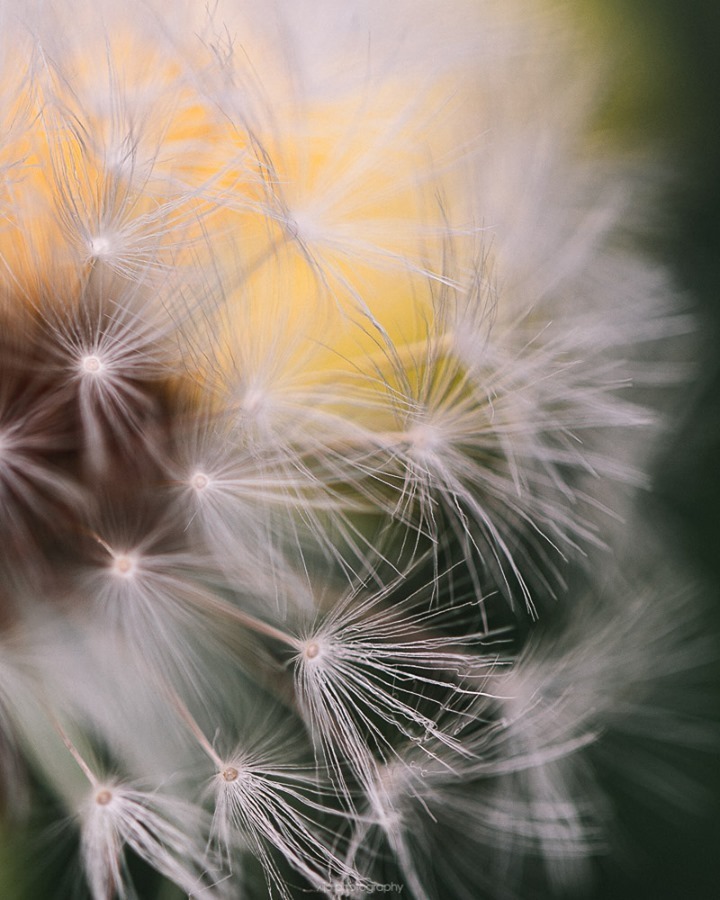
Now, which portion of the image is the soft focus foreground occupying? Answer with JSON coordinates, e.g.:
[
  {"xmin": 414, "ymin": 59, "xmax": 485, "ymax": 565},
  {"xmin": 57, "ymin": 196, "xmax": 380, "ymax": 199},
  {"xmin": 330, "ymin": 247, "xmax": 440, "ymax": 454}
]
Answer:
[{"xmin": 0, "ymin": 1, "xmax": 712, "ymax": 898}]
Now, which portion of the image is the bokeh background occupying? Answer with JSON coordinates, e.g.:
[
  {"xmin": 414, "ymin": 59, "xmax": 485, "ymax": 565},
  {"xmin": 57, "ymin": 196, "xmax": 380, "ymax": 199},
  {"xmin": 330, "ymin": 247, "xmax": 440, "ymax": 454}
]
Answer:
[{"xmin": 589, "ymin": 1, "xmax": 720, "ymax": 898}]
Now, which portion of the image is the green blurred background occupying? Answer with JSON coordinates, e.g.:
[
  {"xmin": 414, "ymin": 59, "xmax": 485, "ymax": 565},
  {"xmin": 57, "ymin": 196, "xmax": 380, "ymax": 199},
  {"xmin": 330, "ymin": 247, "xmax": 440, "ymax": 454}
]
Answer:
[{"xmin": 589, "ymin": 1, "xmax": 720, "ymax": 898}]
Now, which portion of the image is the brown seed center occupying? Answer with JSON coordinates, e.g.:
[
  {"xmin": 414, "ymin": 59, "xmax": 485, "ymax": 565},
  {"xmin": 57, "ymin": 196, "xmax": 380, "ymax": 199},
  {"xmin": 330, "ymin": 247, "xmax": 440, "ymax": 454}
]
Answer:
[
  {"xmin": 82, "ymin": 355, "xmax": 102, "ymax": 374},
  {"xmin": 114, "ymin": 555, "xmax": 134, "ymax": 575},
  {"xmin": 191, "ymin": 472, "xmax": 209, "ymax": 491}
]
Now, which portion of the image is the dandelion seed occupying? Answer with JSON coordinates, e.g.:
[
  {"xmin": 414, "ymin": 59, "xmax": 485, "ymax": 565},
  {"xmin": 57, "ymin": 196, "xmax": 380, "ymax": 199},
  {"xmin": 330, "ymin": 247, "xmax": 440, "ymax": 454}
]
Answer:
[
  {"xmin": 78, "ymin": 778, "xmax": 216, "ymax": 900},
  {"xmin": 291, "ymin": 569, "xmax": 507, "ymax": 797},
  {"xmin": 47, "ymin": 722, "xmax": 217, "ymax": 900},
  {"xmin": 73, "ymin": 519, "xmax": 239, "ymax": 695},
  {"xmin": 170, "ymin": 698, "xmax": 362, "ymax": 899},
  {"xmin": 170, "ymin": 406, "xmax": 383, "ymax": 601}
]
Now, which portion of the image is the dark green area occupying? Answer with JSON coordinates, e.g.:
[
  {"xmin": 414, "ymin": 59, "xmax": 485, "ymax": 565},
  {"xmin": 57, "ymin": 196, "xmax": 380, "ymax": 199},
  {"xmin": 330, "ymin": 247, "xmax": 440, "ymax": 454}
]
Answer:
[{"xmin": 588, "ymin": 1, "xmax": 720, "ymax": 898}]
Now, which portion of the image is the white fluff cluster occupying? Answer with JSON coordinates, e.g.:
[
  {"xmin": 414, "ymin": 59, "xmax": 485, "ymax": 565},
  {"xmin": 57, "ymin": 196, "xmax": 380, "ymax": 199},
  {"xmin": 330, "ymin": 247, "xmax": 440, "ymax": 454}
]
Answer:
[{"xmin": 0, "ymin": 1, "xmax": 703, "ymax": 899}]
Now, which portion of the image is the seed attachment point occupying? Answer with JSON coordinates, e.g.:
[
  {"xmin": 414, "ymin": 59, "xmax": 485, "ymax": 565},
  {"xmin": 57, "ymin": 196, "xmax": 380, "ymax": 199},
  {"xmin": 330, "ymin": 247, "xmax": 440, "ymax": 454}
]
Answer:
[
  {"xmin": 190, "ymin": 471, "xmax": 210, "ymax": 492},
  {"xmin": 304, "ymin": 640, "xmax": 321, "ymax": 660},
  {"xmin": 81, "ymin": 354, "xmax": 103, "ymax": 375},
  {"xmin": 95, "ymin": 788, "xmax": 113, "ymax": 806},
  {"xmin": 112, "ymin": 553, "xmax": 137, "ymax": 577},
  {"xmin": 88, "ymin": 234, "xmax": 114, "ymax": 260}
]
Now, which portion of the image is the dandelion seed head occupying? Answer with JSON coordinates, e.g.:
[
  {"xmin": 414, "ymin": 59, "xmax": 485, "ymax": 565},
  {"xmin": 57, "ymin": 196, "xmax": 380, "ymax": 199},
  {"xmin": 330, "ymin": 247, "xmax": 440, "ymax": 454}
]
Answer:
[{"xmin": 0, "ymin": 2, "xmax": 697, "ymax": 897}]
